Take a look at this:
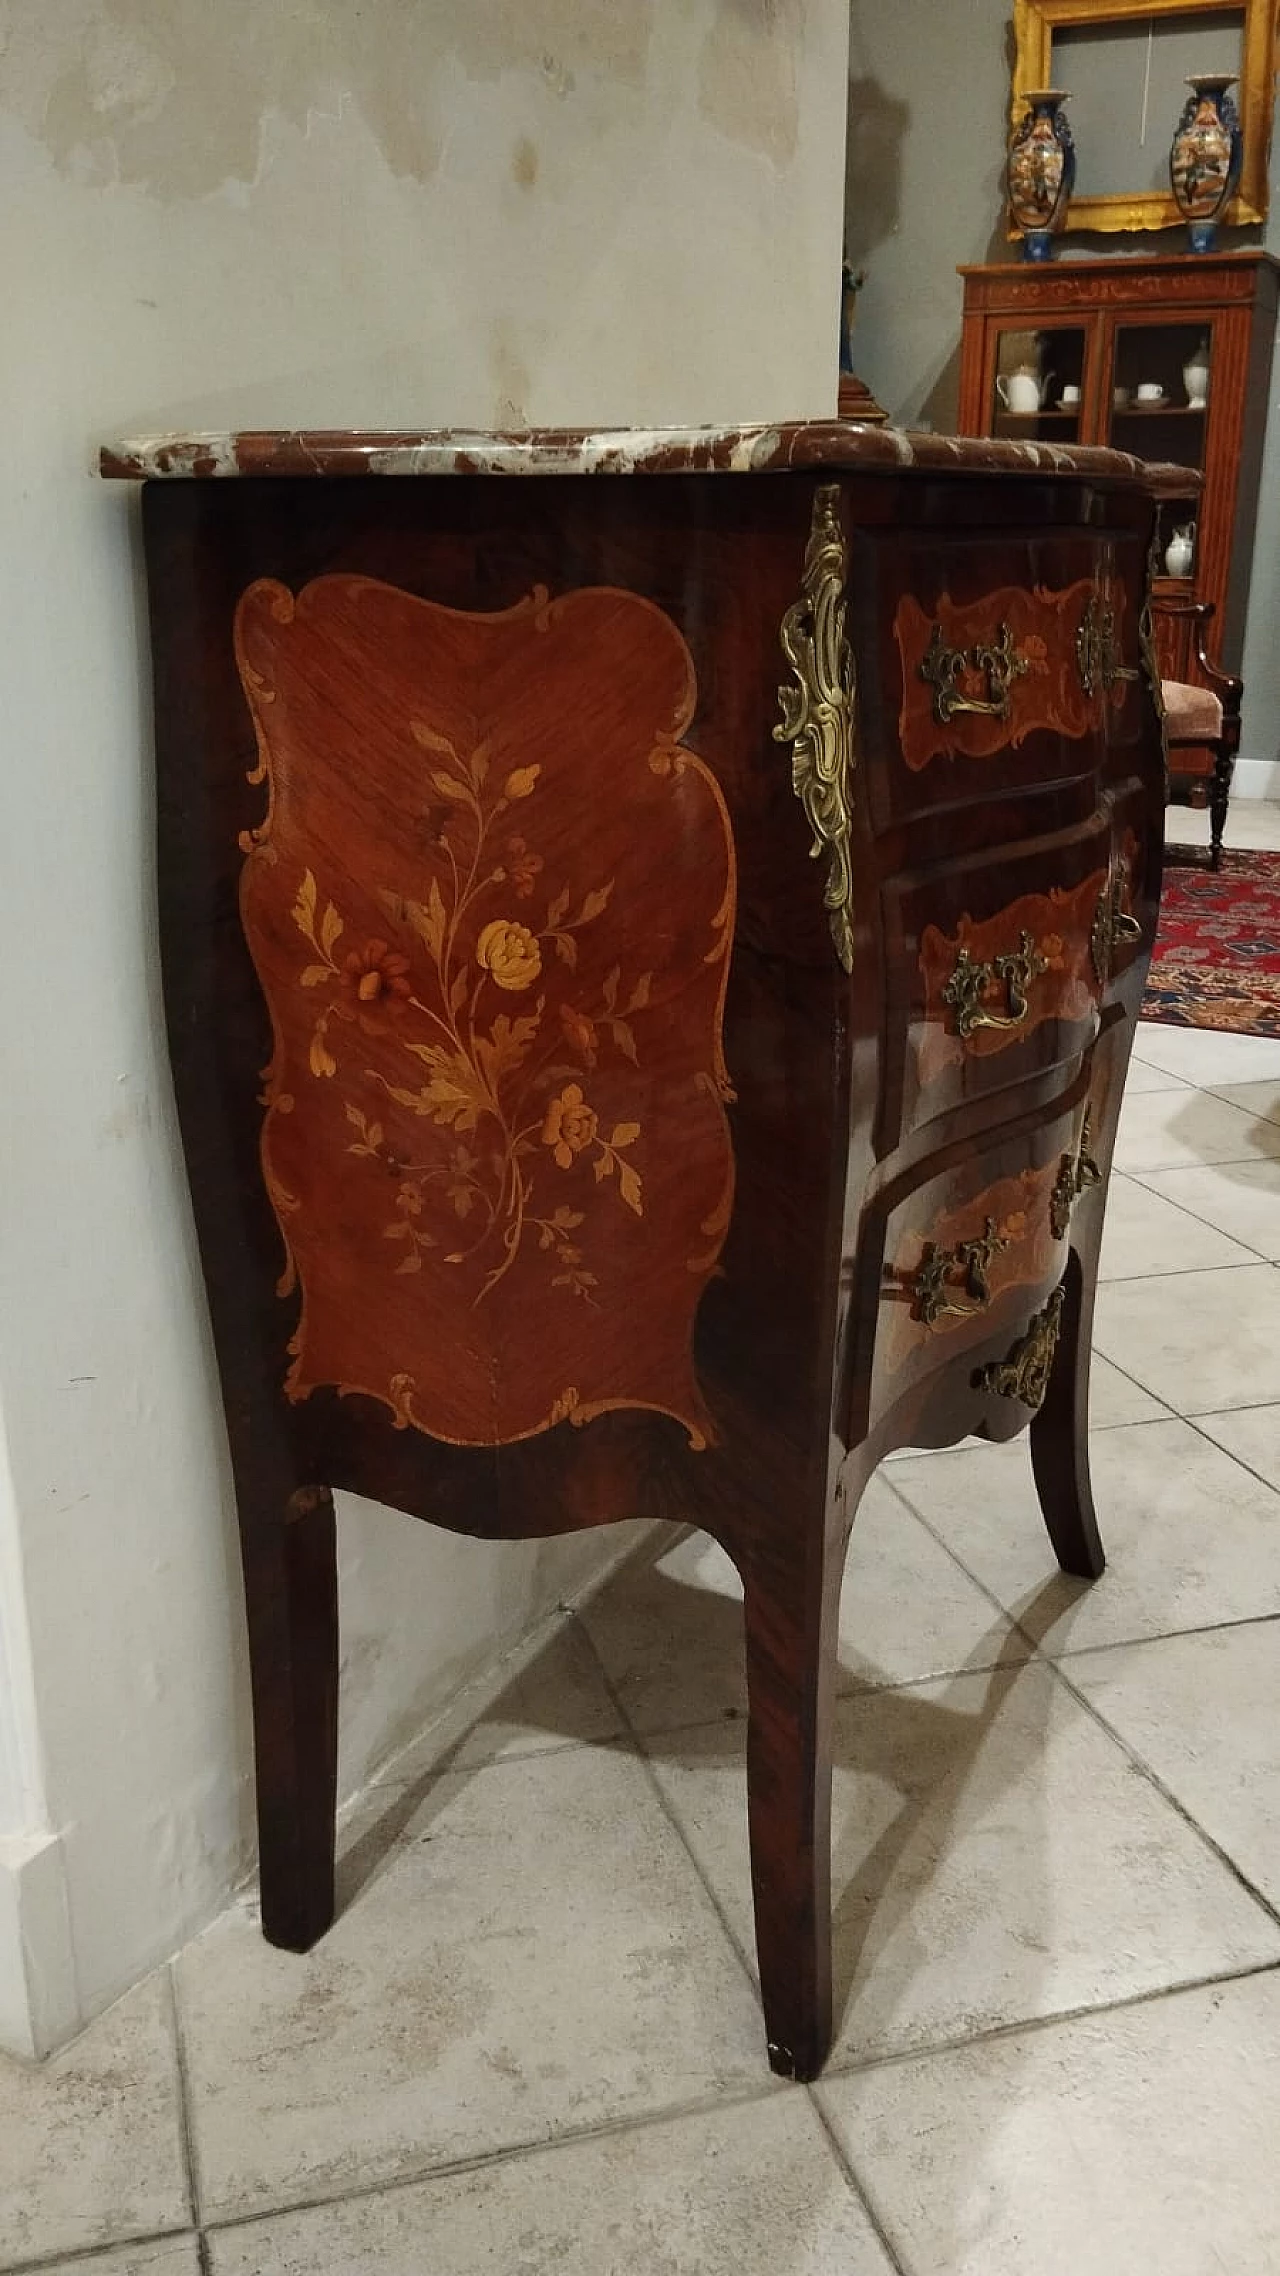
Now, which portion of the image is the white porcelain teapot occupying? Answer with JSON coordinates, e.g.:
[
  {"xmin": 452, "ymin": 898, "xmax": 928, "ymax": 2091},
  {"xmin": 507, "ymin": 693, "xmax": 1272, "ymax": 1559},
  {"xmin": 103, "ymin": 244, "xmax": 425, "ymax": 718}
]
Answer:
[{"xmin": 996, "ymin": 363, "xmax": 1053, "ymax": 415}]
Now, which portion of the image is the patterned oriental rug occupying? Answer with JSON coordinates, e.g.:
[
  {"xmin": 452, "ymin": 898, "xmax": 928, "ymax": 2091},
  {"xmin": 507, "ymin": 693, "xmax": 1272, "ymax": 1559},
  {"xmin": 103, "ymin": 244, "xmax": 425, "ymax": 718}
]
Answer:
[{"xmin": 1143, "ymin": 849, "xmax": 1280, "ymax": 1037}]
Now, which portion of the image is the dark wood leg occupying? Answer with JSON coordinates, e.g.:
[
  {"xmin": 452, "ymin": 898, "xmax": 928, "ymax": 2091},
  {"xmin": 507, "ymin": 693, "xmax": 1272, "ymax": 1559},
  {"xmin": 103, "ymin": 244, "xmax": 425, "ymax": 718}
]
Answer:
[
  {"xmin": 1209, "ymin": 735, "xmax": 1236, "ymax": 871},
  {"xmin": 239, "ymin": 1484, "xmax": 340, "ymax": 1952},
  {"xmin": 1029, "ymin": 1248, "xmax": 1105, "ymax": 1580},
  {"xmin": 740, "ymin": 1484, "xmax": 850, "ymax": 2081}
]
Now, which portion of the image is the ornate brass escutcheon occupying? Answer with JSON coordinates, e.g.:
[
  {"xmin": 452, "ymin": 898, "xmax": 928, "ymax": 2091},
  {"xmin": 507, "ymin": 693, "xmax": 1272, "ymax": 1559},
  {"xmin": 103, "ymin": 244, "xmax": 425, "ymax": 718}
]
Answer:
[
  {"xmin": 1138, "ymin": 524, "xmax": 1167, "ymax": 729},
  {"xmin": 972, "ymin": 1284, "xmax": 1066, "ymax": 1408},
  {"xmin": 943, "ymin": 928, "xmax": 1050, "ymax": 1039},
  {"xmin": 775, "ymin": 484, "xmax": 858, "ymax": 974},
  {"xmin": 1090, "ymin": 868, "xmax": 1143, "ymax": 987},
  {"xmin": 1076, "ymin": 589, "xmax": 1138, "ymax": 700},
  {"xmin": 912, "ymin": 1215, "xmax": 1011, "ymax": 1326},
  {"xmin": 918, "ymin": 620, "xmax": 1031, "ymax": 726},
  {"xmin": 1051, "ymin": 1109, "xmax": 1103, "ymax": 1240}
]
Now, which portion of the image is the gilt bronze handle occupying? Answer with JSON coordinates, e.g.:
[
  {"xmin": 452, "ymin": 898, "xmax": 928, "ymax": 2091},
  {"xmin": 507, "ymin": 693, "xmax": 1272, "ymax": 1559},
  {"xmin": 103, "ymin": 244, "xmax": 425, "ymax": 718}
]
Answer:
[
  {"xmin": 1051, "ymin": 1109, "xmax": 1103, "ymax": 1240},
  {"xmin": 1091, "ymin": 871, "xmax": 1143, "ymax": 985},
  {"xmin": 1076, "ymin": 590, "xmax": 1138, "ymax": 699},
  {"xmin": 972, "ymin": 1285, "xmax": 1066, "ymax": 1409},
  {"xmin": 912, "ymin": 1216, "xmax": 1011, "ymax": 1326},
  {"xmin": 942, "ymin": 929, "xmax": 1050, "ymax": 1040},
  {"xmin": 918, "ymin": 621, "xmax": 1031, "ymax": 726}
]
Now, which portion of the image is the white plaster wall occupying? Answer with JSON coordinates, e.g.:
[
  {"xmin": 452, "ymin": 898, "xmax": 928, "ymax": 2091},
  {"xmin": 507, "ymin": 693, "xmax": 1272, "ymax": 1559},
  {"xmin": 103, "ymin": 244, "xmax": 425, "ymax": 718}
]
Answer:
[{"xmin": 0, "ymin": 1, "xmax": 850, "ymax": 2053}]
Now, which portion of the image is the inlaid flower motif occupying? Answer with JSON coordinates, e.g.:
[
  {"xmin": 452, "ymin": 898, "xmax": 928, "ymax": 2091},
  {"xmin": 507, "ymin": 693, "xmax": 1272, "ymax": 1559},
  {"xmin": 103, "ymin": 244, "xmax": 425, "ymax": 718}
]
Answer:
[
  {"xmin": 559, "ymin": 1003, "xmax": 599, "ymax": 1064},
  {"xmin": 542, "ymin": 1083, "xmax": 599, "ymax": 1168},
  {"xmin": 475, "ymin": 917, "xmax": 542, "ymax": 992},
  {"xmin": 342, "ymin": 939, "xmax": 412, "ymax": 1007},
  {"xmin": 503, "ymin": 836, "xmax": 544, "ymax": 899}
]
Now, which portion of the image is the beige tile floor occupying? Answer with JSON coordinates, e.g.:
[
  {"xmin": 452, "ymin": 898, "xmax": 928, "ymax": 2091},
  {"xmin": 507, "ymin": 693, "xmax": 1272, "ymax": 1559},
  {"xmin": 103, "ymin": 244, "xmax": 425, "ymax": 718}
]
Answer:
[{"xmin": 5, "ymin": 808, "xmax": 1280, "ymax": 2274}]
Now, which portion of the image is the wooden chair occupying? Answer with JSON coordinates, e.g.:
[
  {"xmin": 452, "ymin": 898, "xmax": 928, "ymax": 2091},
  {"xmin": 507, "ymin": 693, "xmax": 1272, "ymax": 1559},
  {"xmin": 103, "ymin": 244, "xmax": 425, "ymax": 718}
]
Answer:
[{"xmin": 1154, "ymin": 597, "xmax": 1243, "ymax": 872}]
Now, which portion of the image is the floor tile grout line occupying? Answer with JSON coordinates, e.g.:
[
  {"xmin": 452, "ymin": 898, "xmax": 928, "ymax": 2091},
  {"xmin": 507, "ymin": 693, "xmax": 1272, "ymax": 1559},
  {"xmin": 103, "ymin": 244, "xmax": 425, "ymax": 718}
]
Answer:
[
  {"xmin": 359, "ymin": 1725, "xmax": 626, "ymax": 1794},
  {"xmin": 1202, "ymin": 1080, "xmax": 1280, "ymax": 1124},
  {"xmin": 881, "ymin": 1466, "xmax": 1280, "ymax": 1692},
  {"xmin": 1181, "ymin": 1390, "xmax": 1280, "ymax": 1420},
  {"xmin": 1094, "ymin": 1252, "xmax": 1280, "ymax": 1285},
  {"xmin": 1116, "ymin": 1166, "xmax": 1280, "ymax": 1271},
  {"xmin": 1044, "ymin": 1606, "xmax": 1280, "ymax": 1663},
  {"xmin": 1176, "ymin": 1409, "xmax": 1280, "ymax": 1491},
  {"xmin": 804, "ymin": 2087, "xmax": 913, "ymax": 2276},
  {"xmin": 814, "ymin": 1954, "xmax": 1280, "ymax": 2087},
  {"xmin": 569, "ymin": 1612, "xmax": 772, "ymax": 2010},
  {"xmin": 0, "ymin": 2227, "xmax": 199, "ymax": 2276},
  {"xmin": 166, "ymin": 1957, "xmax": 207, "ymax": 2237},
  {"xmin": 880, "ymin": 1464, "xmax": 1280, "ymax": 1914},
  {"xmin": 1042, "ymin": 1650, "xmax": 1280, "ymax": 1931},
  {"xmin": 1102, "ymin": 1251, "xmax": 1278, "ymax": 1281},
  {"xmin": 194, "ymin": 2077, "xmax": 788, "ymax": 2242},
  {"xmin": 876, "ymin": 1471, "xmax": 1073, "ymax": 1668}
]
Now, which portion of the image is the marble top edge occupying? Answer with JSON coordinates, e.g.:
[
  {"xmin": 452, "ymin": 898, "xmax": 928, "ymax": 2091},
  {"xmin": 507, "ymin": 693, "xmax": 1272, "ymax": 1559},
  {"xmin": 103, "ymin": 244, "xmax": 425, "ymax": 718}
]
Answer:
[{"xmin": 98, "ymin": 422, "xmax": 1175, "ymax": 484}]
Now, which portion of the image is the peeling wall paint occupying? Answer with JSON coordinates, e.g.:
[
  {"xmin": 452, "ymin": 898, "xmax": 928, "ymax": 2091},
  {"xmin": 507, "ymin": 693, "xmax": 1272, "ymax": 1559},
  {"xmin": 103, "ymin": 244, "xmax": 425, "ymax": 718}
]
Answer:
[{"xmin": 0, "ymin": 0, "xmax": 850, "ymax": 2050}]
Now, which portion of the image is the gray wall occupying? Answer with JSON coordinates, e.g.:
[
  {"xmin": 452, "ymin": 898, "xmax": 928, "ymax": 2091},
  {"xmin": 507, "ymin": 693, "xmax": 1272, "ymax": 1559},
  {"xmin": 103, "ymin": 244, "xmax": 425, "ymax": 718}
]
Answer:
[{"xmin": 845, "ymin": 0, "xmax": 1280, "ymax": 785}]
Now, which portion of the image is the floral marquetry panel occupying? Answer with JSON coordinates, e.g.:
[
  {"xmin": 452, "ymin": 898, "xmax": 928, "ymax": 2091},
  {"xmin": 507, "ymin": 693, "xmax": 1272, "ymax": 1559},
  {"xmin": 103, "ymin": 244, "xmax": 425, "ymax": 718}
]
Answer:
[{"xmin": 235, "ymin": 573, "xmax": 736, "ymax": 1451}]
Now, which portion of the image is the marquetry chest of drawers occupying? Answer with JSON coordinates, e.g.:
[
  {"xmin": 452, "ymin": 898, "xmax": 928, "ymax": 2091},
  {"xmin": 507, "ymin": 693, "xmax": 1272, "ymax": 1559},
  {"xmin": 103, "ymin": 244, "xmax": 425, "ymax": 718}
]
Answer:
[{"xmin": 103, "ymin": 420, "xmax": 1167, "ymax": 2079}]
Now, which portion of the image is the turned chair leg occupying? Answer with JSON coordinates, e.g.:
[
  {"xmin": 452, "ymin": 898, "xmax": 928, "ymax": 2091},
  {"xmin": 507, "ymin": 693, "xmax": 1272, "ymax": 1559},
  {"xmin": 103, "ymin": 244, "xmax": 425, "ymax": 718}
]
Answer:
[
  {"xmin": 1029, "ymin": 1250, "xmax": 1105, "ymax": 1581},
  {"xmin": 740, "ymin": 1505, "xmax": 849, "ymax": 2081},
  {"xmin": 1209, "ymin": 736, "xmax": 1236, "ymax": 871},
  {"xmin": 239, "ymin": 1484, "xmax": 340, "ymax": 1951}
]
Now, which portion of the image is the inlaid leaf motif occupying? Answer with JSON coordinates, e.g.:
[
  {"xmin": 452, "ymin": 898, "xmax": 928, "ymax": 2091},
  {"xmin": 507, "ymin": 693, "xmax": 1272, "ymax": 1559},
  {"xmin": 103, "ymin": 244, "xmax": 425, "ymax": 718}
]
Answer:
[
  {"xmin": 405, "ymin": 879, "xmax": 447, "ymax": 964},
  {"xmin": 475, "ymin": 1009, "xmax": 541, "ymax": 1091},
  {"xmin": 410, "ymin": 720, "xmax": 455, "ymax": 755},
  {"xmin": 319, "ymin": 901, "xmax": 344, "ymax": 957},
  {"xmin": 578, "ymin": 882, "xmax": 614, "ymax": 925},
  {"xmin": 400, "ymin": 1044, "xmax": 491, "ymax": 1131},
  {"xmin": 617, "ymin": 1159, "xmax": 643, "ymax": 1216},
  {"xmin": 431, "ymin": 771, "xmax": 471, "ymax": 803}
]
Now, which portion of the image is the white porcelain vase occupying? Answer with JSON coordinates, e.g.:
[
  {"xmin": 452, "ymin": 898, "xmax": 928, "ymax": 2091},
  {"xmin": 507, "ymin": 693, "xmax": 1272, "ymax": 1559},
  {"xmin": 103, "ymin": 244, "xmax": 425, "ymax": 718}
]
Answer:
[
  {"xmin": 1183, "ymin": 340, "xmax": 1210, "ymax": 407},
  {"xmin": 1164, "ymin": 522, "xmax": 1196, "ymax": 578}
]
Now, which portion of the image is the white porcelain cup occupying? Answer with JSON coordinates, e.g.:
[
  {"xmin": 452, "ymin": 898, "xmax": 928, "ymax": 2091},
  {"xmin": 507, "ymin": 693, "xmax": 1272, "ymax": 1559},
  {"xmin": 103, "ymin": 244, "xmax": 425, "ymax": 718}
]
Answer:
[
  {"xmin": 1136, "ymin": 382, "xmax": 1164, "ymax": 402},
  {"xmin": 1060, "ymin": 384, "xmax": 1080, "ymax": 406}
]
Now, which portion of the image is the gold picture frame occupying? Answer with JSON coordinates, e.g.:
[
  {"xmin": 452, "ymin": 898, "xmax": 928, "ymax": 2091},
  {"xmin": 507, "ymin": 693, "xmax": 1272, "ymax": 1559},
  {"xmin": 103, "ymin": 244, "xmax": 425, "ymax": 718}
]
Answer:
[{"xmin": 1012, "ymin": 0, "xmax": 1279, "ymax": 232}]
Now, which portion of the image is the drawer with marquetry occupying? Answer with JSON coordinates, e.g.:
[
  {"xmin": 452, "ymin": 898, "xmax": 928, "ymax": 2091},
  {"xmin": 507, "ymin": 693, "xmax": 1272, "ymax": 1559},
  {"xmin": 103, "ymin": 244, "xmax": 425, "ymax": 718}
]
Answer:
[
  {"xmin": 877, "ymin": 816, "xmax": 1141, "ymax": 1153},
  {"xmin": 854, "ymin": 1082, "xmax": 1102, "ymax": 1440},
  {"xmin": 865, "ymin": 548, "xmax": 1143, "ymax": 832}
]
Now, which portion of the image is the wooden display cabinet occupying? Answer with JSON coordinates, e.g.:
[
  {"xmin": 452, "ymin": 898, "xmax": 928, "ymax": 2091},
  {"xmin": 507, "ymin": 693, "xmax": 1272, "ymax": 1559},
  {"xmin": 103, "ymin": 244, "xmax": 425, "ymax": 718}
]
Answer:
[{"xmin": 958, "ymin": 252, "xmax": 1278, "ymax": 684}]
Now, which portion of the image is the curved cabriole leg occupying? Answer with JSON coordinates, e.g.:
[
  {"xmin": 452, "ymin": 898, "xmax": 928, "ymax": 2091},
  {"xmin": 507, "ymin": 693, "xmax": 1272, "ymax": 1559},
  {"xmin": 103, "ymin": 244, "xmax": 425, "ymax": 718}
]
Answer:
[
  {"xmin": 1029, "ymin": 1248, "xmax": 1105, "ymax": 1580},
  {"xmin": 740, "ymin": 1470, "xmax": 857, "ymax": 2082},
  {"xmin": 240, "ymin": 1483, "xmax": 340, "ymax": 1952}
]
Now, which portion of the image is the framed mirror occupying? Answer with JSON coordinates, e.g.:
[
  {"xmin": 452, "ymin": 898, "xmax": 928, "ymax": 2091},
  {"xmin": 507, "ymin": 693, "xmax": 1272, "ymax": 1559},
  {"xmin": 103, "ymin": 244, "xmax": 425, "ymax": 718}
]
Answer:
[{"xmin": 1012, "ymin": 0, "xmax": 1278, "ymax": 231}]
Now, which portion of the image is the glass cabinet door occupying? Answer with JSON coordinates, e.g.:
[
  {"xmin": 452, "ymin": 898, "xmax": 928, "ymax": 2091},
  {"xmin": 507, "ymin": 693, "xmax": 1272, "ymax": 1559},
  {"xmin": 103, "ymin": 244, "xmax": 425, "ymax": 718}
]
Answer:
[
  {"xmin": 1108, "ymin": 321, "xmax": 1210, "ymax": 583},
  {"xmin": 989, "ymin": 324, "xmax": 1088, "ymax": 443}
]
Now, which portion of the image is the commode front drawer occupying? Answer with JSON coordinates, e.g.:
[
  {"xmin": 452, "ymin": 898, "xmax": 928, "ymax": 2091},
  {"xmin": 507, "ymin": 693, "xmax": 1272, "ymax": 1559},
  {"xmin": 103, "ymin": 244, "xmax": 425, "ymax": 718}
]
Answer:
[
  {"xmin": 854, "ymin": 532, "xmax": 1135, "ymax": 833},
  {"xmin": 855, "ymin": 1083, "xmax": 1097, "ymax": 1439},
  {"xmin": 876, "ymin": 812, "xmax": 1113, "ymax": 1154}
]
